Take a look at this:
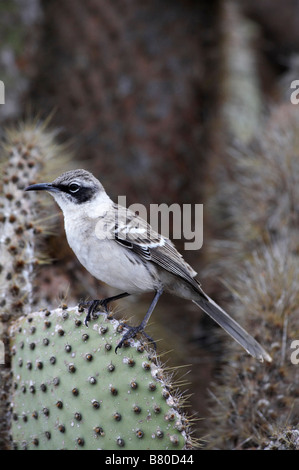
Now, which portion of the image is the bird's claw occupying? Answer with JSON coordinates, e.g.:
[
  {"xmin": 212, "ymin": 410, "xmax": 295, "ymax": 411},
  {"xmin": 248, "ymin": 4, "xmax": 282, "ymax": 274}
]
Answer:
[
  {"xmin": 78, "ymin": 299, "xmax": 108, "ymax": 327},
  {"xmin": 115, "ymin": 325, "xmax": 156, "ymax": 353}
]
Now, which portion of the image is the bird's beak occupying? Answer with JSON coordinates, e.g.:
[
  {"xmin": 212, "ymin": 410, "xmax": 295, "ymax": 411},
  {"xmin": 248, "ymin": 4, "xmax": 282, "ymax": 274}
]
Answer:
[{"xmin": 25, "ymin": 183, "xmax": 59, "ymax": 193}]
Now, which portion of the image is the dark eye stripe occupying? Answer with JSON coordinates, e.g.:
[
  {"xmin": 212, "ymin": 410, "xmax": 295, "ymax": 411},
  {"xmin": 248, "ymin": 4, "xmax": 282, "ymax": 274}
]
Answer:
[{"xmin": 53, "ymin": 183, "xmax": 96, "ymax": 204}]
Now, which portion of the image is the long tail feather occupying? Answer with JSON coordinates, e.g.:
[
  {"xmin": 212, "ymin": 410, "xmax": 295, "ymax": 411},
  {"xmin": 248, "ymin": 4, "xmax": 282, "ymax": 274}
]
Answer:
[{"xmin": 193, "ymin": 294, "xmax": 272, "ymax": 362}]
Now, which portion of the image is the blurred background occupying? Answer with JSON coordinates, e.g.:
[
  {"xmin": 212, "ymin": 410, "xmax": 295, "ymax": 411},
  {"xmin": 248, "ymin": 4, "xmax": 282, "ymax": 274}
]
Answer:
[{"xmin": 1, "ymin": 0, "xmax": 299, "ymax": 439}]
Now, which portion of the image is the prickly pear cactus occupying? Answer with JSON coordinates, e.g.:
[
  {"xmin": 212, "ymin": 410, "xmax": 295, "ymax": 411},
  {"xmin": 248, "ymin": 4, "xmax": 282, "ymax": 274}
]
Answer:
[
  {"xmin": 0, "ymin": 121, "xmax": 68, "ymax": 321},
  {"xmin": 0, "ymin": 120, "xmax": 68, "ymax": 449},
  {"xmin": 9, "ymin": 306, "xmax": 194, "ymax": 450}
]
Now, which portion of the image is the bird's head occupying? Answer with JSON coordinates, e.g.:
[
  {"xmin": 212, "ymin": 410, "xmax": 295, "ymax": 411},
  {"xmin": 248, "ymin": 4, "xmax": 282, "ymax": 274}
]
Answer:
[{"xmin": 25, "ymin": 169, "xmax": 107, "ymax": 213}]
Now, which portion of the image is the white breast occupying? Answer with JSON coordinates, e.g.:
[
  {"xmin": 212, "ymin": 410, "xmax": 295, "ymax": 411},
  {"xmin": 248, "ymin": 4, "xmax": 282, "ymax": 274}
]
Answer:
[{"xmin": 63, "ymin": 205, "xmax": 157, "ymax": 294}]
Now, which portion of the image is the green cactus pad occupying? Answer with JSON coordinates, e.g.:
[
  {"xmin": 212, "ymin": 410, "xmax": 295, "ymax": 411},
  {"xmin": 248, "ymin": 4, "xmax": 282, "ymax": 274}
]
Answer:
[{"xmin": 9, "ymin": 307, "xmax": 193, "ymax": 450}]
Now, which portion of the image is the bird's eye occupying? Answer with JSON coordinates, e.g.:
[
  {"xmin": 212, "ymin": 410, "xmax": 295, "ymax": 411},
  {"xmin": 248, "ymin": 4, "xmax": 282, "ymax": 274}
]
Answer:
[{"xmin": 69, "ymin": 182, "xmax": 80, "ymax": 193}]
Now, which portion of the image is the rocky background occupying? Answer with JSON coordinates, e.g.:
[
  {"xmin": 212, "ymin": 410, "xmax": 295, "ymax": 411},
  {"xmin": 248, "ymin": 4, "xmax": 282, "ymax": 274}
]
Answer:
[{"xmin": 1, "ymin": 0, "xmax": 299, "ymax": 448}]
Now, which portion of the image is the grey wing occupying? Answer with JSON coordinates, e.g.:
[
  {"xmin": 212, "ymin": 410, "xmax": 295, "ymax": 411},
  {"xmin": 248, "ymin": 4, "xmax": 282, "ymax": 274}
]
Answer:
[{"xmin": 111, "ymin": 204, "xmax": 200, "ymax": 291}]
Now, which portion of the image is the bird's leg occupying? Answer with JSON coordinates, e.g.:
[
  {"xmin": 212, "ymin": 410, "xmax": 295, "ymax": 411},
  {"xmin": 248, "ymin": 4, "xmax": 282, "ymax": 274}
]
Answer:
[
  {"xmin": 115, "ymin": 288, "xmax": 163, "ymax": 353},
  {"xmin": 79, "ymin": 292, "xmax": 130, "ymax": 326}
]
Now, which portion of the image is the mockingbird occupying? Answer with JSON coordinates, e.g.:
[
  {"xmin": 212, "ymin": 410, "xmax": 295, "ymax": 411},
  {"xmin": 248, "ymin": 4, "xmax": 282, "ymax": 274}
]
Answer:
[{"xmin": 26, "ymin": 169, "xmax": 271, "ymax": 361}]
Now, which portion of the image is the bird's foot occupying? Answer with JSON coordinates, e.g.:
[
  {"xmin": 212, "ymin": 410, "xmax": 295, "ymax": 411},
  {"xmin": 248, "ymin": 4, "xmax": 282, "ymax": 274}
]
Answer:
[
  {"xmin": 78, "ymin": 299, "xmax": 109, "ymax": 327},
  {"xmin": 79, "ymin": 293, "xmax": 130, "ymax": 327},
  {"xmin": 115, "ymin": 324, "xmax": 156, "ymax": 353}
]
